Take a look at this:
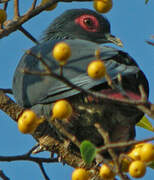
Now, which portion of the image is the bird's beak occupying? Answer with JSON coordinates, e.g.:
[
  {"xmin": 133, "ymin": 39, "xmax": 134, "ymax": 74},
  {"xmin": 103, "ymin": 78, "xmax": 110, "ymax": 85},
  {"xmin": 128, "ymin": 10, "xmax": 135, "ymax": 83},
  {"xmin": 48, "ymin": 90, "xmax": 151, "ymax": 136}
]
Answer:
[{"xmin": 99, "ymin": 34, "xmax": 123, "ymax": 47}]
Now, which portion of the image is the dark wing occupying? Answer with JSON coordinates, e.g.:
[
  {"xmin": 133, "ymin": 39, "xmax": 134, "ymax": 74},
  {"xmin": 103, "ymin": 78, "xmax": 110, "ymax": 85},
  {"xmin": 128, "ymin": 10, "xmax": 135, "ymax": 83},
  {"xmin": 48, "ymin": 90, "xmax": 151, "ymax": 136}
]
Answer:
[{"xmin": 12, "ymin": 39, "xmax": 139, "ymax": 107}]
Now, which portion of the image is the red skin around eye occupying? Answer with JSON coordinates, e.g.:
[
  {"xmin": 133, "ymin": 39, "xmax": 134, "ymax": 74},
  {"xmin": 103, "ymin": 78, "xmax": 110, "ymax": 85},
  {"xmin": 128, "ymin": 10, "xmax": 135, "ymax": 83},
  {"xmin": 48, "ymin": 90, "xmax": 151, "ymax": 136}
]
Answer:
[{"xmin": 75, "ymin": 14, "xmax": 100, "ymax": 32}]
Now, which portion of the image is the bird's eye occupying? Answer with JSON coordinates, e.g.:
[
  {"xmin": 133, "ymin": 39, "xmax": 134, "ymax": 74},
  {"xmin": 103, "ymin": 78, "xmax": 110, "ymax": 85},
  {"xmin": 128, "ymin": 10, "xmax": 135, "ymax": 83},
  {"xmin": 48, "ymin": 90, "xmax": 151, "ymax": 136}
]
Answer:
[
  {"xmin": 83, "ymin": 18, "xmax": 94, "ymax": 28},
  {"xmin": 75, "ymin": 14, "xmax": 100, "ymax": 32}
]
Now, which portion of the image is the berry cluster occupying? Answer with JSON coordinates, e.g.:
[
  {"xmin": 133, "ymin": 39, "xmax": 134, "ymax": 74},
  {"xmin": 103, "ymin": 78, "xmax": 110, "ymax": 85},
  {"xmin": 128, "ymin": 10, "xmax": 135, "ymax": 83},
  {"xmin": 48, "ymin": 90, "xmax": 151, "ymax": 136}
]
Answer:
[{"xmin": 71, "ymin": 142, "xmax": 154, "ymax": 180}]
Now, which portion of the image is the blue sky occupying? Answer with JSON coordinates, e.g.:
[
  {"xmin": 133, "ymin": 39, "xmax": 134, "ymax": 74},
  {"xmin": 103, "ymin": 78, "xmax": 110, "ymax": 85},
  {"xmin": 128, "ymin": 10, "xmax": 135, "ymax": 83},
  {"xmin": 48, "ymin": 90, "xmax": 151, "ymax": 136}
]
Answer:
[{"xmin": 0, "ymin": 0, "xmax": 154, "ymax": 179}]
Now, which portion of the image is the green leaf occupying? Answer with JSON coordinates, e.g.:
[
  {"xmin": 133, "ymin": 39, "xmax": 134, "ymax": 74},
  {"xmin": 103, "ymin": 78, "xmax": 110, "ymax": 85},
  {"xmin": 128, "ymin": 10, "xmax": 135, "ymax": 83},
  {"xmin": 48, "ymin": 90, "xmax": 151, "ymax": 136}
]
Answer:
[
  {"xmin": 80, "ymin": 140, "xmax": 96, "ymax": 165},
  {"xmin": 136, "ymin": 116, "xmax": 154, "ymax": 132},
  {"xmin": 145, "ymin": 0, "xmax": 149, "ymax": 4},
  {"xmin": 147, "ymin": 161, "xmax": 154, "ymax": 169}
]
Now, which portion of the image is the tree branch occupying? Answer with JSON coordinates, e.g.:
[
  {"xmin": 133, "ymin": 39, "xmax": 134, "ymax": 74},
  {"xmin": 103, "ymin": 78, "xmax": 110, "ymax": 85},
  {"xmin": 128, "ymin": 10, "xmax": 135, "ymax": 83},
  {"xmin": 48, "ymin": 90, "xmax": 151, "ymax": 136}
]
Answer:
[
  {"xmin": 0, "ymin": 155, "xmax": 58, "ymax": 163},
  {"xmin": 0, "ymin": 0, "xmax": 58, "ymax": 39},
  {"xmin": 0, "ymin": 91, "xmax": 86, "ymax": 168},
  {"xmin": 0, "ymin": 90, "xmax": 23, "ymax": 122},
  {"xmin": 0, "ymin": 0, "xmax": 93, "ymax": 40}
]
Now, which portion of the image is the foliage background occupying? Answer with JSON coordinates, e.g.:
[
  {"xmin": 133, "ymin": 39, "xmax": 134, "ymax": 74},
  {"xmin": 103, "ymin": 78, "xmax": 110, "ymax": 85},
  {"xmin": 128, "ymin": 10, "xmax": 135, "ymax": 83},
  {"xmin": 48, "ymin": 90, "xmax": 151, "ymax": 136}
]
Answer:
[{"xmin": 0, "ymin": 0, "xmax": 153, "ymax": 179}]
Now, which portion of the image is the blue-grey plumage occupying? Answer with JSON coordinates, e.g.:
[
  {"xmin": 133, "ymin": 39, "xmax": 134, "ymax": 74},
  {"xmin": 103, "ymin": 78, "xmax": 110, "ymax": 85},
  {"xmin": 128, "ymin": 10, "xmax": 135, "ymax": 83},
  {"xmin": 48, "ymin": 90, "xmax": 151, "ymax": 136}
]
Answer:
[
  {"xmin": 12, "ymin": 9, "xmax": 149, "ymax": 156},
  {"xmin": 13, "ymin": 39, "xmax": 139, "ymax": 107}
]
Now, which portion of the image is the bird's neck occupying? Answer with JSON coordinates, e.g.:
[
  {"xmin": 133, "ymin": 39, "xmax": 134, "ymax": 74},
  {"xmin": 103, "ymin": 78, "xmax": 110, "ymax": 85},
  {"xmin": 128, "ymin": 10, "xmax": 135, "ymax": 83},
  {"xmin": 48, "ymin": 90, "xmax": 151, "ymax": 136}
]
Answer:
[{"xmin": 41, "ymin": 30, "xmax": 74, "ymax": 42}]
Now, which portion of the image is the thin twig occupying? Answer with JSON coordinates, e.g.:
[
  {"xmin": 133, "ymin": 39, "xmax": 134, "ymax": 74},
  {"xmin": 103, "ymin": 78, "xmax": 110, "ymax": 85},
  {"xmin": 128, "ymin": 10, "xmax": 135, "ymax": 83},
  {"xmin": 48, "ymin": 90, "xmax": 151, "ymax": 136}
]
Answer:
[
  {"xmin": 38, "ymin": 163, "xmax": 50, "ymax": 180},
  {"xmin": 95, "ymin": 123, "xmax": 126, "ymax": 180},
  {"xmin": 18, "ymin": 26, "xmax": 39, "ymax": 44},
  {"xmin": 137, "ymin": 105, "xmax": 154, "ymax": 119},
  {"xmin": 97, "ymin": 47, "xmax": 127, "ymax": 97},
  {"xmin": 0, "ymin": 88, "xmax": 12, "ymax": 94},
  {"xmin": 0, "ymin": 170, "xmax": 10, "ymax": 180},
  {"xmin": 146, "ymin": 40, "xmax": 154, "ymax": 46},
  {"xmin": 22, "ymin": 69, "xmax": 50, "ymax": 76},
  {"xmin": 139, "ymin": 84, "xmax": 147, "ymax": 101},
  {"xmin": 97, "ymin": 137, "xmax": 154, "ymax": 153},
  {"xmin": 29, "ymin": 0, "xmax": 37, "ymax": 11},
  {"xmin": 14, "ymin": 0, "xmax": 20, "ymax": 20},
  {"xmin": 0, "ymin": 0, "xmax": 92, "ymax": 39},
  {"xmin": 32, "ymin": 145, "xmax": 48, "ymax": 154},
  {"xmin": 3, "ymin": 1, "xmax": 8, "ymax": 10},
  {"xmin": 60, "ymin": 65, "xmax": 63, "ymax": 76},
  {"xmin": 95, "ymin": 46, "xmax": 129, "ymax": 99},
  {"xmin": 0, "ymin": 0, "xmax": 58, "ymax": 39},
  {"xmin": 0, "ymin": 155, "xmax": 58, "ymax": 163},
  {"xmin": 26, "ymin": 51, "xmax": 51, "ymax": 72},
  {"xmin": 52, "ymin": 119, "xmax": 81, "ymax": 147},
  {"xmin": 0, "ymin": 0, "xmax": 9, "ymax": 3},
  {"xmin": 25, "ymin": 144, "xmax": 40, "ymax": 156},
  {"xmin": 0, "ymin": 148, "xmax": 57, "ymax": 180}
]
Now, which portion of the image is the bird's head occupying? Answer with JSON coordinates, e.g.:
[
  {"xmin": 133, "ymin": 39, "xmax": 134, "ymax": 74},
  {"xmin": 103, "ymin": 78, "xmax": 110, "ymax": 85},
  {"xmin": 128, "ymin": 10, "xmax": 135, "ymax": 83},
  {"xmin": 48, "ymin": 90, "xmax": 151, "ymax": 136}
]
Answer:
[{"xmin": 41, "ymin": 9, "xmax": 123, "ymax": 47}]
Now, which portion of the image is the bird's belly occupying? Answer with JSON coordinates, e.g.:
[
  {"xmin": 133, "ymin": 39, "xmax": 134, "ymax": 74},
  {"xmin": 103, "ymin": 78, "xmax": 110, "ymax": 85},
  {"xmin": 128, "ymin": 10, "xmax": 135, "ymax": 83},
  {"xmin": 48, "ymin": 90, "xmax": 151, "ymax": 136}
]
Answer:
[{"xmin": 65, "ymin": 91, "xmax": 143, "ymax": 149}]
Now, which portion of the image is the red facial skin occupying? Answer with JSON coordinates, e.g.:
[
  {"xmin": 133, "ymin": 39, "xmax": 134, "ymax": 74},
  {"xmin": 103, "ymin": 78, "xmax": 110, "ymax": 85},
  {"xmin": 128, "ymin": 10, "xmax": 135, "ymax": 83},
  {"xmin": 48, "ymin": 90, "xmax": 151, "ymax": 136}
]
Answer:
[{"xmin": 75, "ymin": 14, "xmax": 100, "ymax": 32}]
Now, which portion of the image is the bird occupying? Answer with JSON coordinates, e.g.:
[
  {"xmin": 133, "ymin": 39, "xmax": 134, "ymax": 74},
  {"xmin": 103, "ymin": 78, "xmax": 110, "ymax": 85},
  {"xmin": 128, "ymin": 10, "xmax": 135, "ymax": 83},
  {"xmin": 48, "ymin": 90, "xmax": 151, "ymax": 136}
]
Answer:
[{"xmin": 12, "ymin": 9, "xmax": 149, "ymax": 156}]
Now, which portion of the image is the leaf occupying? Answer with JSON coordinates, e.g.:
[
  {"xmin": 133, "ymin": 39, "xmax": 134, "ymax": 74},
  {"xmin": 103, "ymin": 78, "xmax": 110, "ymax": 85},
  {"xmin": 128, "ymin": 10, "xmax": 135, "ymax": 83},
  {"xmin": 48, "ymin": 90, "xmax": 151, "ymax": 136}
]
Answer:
[
  {"xmin": 147, "ymin": 161, "xmax": 154, "ymax": 169},
  {"xmin": 145, "ymin": 0, "xmax": 149, "ymax": 4},
  {"xmin": 136, "ymin": 116, "xmax": 154, "ymax": 132},
  {"xmin": 80, "ymin": 140, "xmax": 96, "ymax": 165}
]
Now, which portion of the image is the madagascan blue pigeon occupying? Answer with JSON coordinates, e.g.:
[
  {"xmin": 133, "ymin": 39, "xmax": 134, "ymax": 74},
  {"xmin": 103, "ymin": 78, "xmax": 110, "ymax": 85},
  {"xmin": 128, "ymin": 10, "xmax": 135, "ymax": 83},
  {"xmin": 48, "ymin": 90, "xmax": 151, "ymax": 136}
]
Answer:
[{"xmin": 12, "ymin": 9, "xmax": 149, "ymax": 155}]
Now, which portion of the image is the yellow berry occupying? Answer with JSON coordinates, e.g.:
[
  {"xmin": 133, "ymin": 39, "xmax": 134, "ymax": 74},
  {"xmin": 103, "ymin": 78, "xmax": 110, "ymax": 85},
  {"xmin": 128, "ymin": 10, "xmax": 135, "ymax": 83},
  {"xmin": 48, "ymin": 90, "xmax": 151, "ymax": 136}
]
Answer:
[
  {"xmin": 87, "ymin": 60, "xmax": 106, "ymax": 79},
  {"xmin": 0, "ymin": 9, "xmax": 7, "ymax": 24},
  {"xmin": 99, "ymin": 164, "xmax": 115, "ymax": 179},
  {"xmin": 127, "ymin": 147, "xmax": 141, "ymax": 161},
  {"xmin": 52, "ymin": 100, "xmax": 72, "ymax": 119},
  {"xmin": 41, "ymin": 0, "xmax": 57, "ymax": 11},
  {"xmin": 93, "ymin": 0, "xmax": 113, "ymax": 14},
  {"xmin": 18, "ymin": 110, "xmax": 44, "ymax": 134},
  {"xmin": 52, "ymin": 42, "xmax": 71, "ymax": 65},
  {"xmin": 134, "ymin": 143, "xmax": 145, "ymax": 149},
  {"xmin": 72, "ymin": 168, "xmax": 89, "ymax": 180},
  {"xmin": 140, "ymin": 143, "xmax": 154, "ymax": 162},
  {"xmin": 129, "ymin": 160, "xmax": 146, "ymax": 178}
]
